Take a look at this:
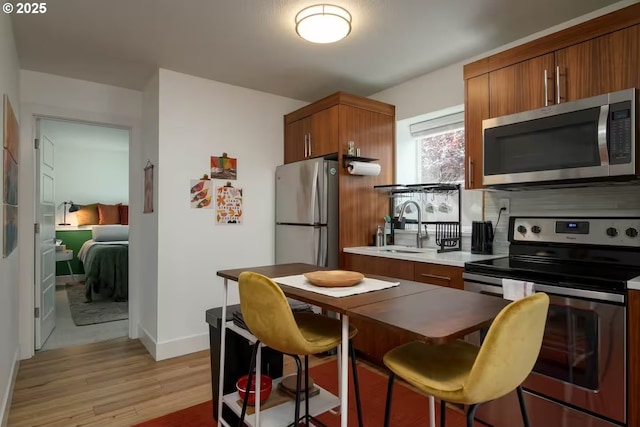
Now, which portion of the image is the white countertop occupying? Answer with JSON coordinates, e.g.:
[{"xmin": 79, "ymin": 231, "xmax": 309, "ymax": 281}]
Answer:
[
  {"xmin": 343, "ymin": 245, "xmax": 504, "ymax": 267},
  {"xmin": 629, "ymin": 276, "xmax": 640, "ymax": 291}
]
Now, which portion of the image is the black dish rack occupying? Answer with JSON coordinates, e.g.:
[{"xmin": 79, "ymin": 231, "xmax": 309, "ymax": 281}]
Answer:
[{"xmin": 374, "ymin": 183, "xmax": 462, "ymax": 253}]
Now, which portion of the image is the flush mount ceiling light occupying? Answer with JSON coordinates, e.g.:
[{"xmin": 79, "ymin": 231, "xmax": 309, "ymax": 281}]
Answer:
[{"xmin": 295, "ymin": 4, "xmax": 352, "ymax": 44}]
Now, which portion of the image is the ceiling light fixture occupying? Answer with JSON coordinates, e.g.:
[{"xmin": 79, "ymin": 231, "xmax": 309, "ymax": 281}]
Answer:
[{"xmin": 295, "ymin": 4, "xmax": 352, "ymax": 44}]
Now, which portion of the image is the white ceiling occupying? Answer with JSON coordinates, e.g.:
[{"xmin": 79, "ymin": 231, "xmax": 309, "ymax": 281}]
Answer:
[
  {"xmin": 41, "ymin": 120, "xmax": 129, "ymax": 152},
  {"xmin": 11, "ymin": 0, "xmax": 623, "ymax": 101}
]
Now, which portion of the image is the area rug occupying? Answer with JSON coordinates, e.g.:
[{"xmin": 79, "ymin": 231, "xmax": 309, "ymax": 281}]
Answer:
[
  {"xmin": 133, "ymin": 361, "xmax": 483, "ymax": 427},
  {"xmin": 65, "ymin": 282, "xmax": 128, "ymax": 326}
]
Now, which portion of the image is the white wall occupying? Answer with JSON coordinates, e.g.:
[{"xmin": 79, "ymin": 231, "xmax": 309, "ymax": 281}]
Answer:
[
  {"xmin": 154, "ymin": 69, "xmax": 304, "ymax": 359},
  {"xmin": 38, "ymin": 120, "xmax": 130, "ymax": 226},
  {"xmin": 0, "ymin": 12, "xmax": 20, "ymax": 427},
  {"xmin": 138, "ymin": 72, "xmax": 159, "ymax": 355},
  {"xmin": 18, "ymin": 71, "xmax": 143, "ymax": 359}
]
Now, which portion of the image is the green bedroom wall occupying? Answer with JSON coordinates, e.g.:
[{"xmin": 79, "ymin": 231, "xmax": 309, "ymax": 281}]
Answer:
[{"xmin": 55, "ymin": 230, "xmax": 92, "ymax": 275}]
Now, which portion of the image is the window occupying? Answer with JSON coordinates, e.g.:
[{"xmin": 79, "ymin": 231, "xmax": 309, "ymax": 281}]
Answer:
[
  {"xmin": 395, "ymin": 108, "xmax": 482, "ymax": 233},
  {"xmin": 414, "ymin": 120, "xmax": 465, "ymax": 184}
]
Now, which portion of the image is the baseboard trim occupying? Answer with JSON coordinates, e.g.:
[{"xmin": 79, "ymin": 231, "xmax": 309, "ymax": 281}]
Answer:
[
  {"xmin": 155, "ymin": 332, "xmax": 209, "ymax": 361},
  {"xmin": 138, "ymin": 325, "xmax": 157, "ymax": 360},
  {"xmin": 55, "ymin": 274, "xmax": 85, "ymax": 285},
  {"xmin": 1, "ymin": 348, "xmax": 19, "ymax": 427}
]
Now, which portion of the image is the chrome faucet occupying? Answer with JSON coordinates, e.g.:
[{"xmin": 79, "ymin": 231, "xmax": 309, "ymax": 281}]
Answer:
[{"xmin": 398, "ymin": 200, "xmax": 429, "ymax": 248}]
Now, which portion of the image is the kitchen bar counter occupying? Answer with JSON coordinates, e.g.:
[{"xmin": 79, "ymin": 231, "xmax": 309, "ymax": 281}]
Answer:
[
  {"xmin": 343, "ymin": 245, "xmax": 503, "ymax": 267},
  {"xmin": 628, "ymin": 275, "xmax": 640, "ymax": 290}
]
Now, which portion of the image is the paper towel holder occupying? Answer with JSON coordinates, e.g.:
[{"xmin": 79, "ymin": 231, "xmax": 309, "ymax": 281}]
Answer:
[{"xmin": 342, "ymin": 154, "xmax": 378, "ymax": 168}]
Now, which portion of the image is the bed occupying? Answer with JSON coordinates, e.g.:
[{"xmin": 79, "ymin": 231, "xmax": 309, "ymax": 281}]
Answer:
[{"xmin": 78, "ymin": 225, "xmax": 129, "ymax": 302}]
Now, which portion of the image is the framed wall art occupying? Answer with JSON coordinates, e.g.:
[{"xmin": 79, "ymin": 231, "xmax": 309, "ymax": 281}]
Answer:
[{"xmin": 3, "ymin": 94, "xmax": 18, "ymax": 257}]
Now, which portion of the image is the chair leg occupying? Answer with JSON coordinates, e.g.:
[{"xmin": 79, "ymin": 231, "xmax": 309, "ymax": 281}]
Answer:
[
  {"xmin": 466, "ymin": 404, "xmax": 479, "ymax": 427},
  {"xmin": 293, "ymin": 355, "xmax": 303, "ymax": 427},
  {"xmin": 516, "ymin": 386, "xmax": 531, "ymax": 427},
  {"xmin": 239, "ymin": 340, "xmax": 260, "ymax": 427},
  {"xmin": 384, "ymin": 372, "xmax": 395, "ymax": 427},
  {"xmin": 440, "ymin": 399, "xmax": 446, "ymax": 427},
  {"xmin": 348, "ymin": 340, "xmax": 364, "ymax": 427},
  {"xmin": 304, "ymin": 355, "xmax": 310, "ymax": 426}
]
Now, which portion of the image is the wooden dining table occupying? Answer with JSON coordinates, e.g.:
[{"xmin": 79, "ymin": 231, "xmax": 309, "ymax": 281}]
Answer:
[{"xmin": 215, "ymin": 263, "xmax": 509, "ymax": 427}]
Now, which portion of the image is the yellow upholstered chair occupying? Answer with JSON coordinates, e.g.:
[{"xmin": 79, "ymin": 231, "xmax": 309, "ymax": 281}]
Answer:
[
  {"xmin": 383, "ymin": 292, "xmax": 549, "ymax": 427},
  {"xmin": 238, "ymin": 271, "xmax": 363, "ymax": 427}
]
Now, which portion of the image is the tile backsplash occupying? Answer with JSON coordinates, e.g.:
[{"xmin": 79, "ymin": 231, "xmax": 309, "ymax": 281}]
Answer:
[{"xmin": 484, "ymin": 183, "xmax": 640, "ymax": 254}]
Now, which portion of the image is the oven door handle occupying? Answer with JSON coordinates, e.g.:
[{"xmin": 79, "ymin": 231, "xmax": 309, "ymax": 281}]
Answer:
[
  {"xmin": 537, "ymin": 283, "xmax": 624, "ymax": 304},
  {"xmin": 465, "ymin": 278, "xmax": 625, "ymax": 304}
]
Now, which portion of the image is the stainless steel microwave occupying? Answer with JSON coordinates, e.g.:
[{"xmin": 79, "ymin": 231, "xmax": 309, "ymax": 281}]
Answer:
[{"xmin": 482, "ymin": 88, "xmax": 636, "ymax": 187}]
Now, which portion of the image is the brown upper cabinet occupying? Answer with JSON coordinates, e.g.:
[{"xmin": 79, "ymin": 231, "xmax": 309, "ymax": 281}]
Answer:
[
  {"xmin": 463, "ymin": 3, "xmax": 640, "ymax": 189},
  {"xmin": 284, "ymin": 92, "xmax": 395, "ymax": 164},
  {"xmin": 284, "ymin": 115, "xmax": 310, "ymax": 164},
  {"xmin": 284, "ymin": 106, "xmax": 339, "ymax": 163},
  {"xmin": 464, "ymin": 74, "xmax": 489, "ymax": 189},
  {"xmin": 489, "ymin": 53, "xmax": 556, "ymax": 118},
  {"xmin": 556, "ymin": 25, "xmax": 640, "ymax": 102}
]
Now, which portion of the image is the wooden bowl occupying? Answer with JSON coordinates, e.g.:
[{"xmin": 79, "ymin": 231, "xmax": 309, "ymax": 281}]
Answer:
[{"xmin": 303, "ymin": 270, "xmax": 364, "ymax": 288}]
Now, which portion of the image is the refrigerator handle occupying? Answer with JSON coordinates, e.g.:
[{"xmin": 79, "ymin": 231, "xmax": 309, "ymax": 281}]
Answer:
[
  {"xmin": 316, "ymin": 163, "xmax": 327, "ymax": 224},
  {"xmin": 318, "ymin": 226, "xmax": 327, "ymax": 267},
  {"xmin": 313, "ymin": 162, "xmax": 321, "ymax": 224}
]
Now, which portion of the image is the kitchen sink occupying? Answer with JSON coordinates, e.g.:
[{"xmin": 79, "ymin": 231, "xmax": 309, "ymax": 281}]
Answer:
[{"xmin": 377, "ymin": 248, "xmax": 426, "ymax": 254}]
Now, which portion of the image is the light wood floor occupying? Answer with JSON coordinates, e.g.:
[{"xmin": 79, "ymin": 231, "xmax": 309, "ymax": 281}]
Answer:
[{"xmin": 7, "ymin": 337, "xmax": 334, "ymax": 427}]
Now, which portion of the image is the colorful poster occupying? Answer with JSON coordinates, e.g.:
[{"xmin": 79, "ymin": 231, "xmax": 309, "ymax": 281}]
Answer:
[
  {"xmin": 216, "ymin": 186, "xmax": 243, "ymax": 224},
  {"xmin": 190, "ymin": 179, "xmax": 212, "ymax": 209},
  {"xmin": 211, "ymin": 155, "xmax": 237, "ymax": 180}
]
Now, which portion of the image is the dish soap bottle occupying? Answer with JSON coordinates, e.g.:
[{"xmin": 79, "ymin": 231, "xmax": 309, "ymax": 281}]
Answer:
[{"xmin": 376, "ymin": 225, "xmax": 385, "ymax": 247}]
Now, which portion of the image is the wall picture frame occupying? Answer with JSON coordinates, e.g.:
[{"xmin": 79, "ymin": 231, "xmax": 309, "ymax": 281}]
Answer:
[{"xmin": 3, "ymin": 94, "xmax": 19, "ymax": 257}]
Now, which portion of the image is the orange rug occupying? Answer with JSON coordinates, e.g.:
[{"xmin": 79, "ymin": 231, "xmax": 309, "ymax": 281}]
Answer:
[{"xmin": 133, "ymin": 361, "xmax": 483, "ymax": 427}]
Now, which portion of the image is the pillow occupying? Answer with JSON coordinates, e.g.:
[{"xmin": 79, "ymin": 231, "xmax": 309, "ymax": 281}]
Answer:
[
  {"xmin": 98, "ymin": 203, "xmax": 120, "ymax": 225},
  {"xmin": 75, "ymin": 203, "xmax": 99, "ymax": 226},
  {"xmin": 119, "ymin": 204, "xmax": 129, "ymax": 225},
  {"xmin": 92, "ymin": 225, "xmax": 129, "ymax": 242}
]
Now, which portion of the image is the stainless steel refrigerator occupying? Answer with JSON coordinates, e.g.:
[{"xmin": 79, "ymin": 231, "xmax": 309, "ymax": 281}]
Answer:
[{"xmin": 275, "ymin": 158, "xmax": 339, "ymax": 268}]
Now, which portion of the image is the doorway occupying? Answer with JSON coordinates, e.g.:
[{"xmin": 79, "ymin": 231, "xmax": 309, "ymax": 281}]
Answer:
[{"xmin": 35, "ymin": 118, "xmax": 131, "ymax": 351}]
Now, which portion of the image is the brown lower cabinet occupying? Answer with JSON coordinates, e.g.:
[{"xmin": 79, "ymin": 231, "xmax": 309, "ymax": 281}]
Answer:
[{"xmin": 343, "ymin": 252, "xmax": 464, "ymax": 365}]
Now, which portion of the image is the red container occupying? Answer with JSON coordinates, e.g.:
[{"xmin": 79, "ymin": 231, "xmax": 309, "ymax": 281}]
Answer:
[{"xmin": 236, "ymin": 374, "xmax": 272, "ymax": 405}]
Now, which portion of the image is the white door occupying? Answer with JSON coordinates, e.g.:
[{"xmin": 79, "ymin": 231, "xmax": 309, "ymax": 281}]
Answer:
[{"xmin": 35, "ymin": 121, "xmax": 56, "ymax": 349}]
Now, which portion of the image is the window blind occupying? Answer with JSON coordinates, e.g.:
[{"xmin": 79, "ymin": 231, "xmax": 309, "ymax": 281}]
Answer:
[{"xmin": 410, "ymin": 111, "xmax": 464, "ymax": 137}]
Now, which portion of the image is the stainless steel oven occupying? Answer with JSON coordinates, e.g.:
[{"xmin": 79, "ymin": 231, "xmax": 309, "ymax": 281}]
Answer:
[
  {"xmin": 463, "ymin": 216, "xmax": 640, "ymax": 427},
  {"xmin": 482, "ymin": 88, "xmax": 636, "ymax": 187},
  {"xmin": 464, "ymin": 274, "xmax": 625, "ymax": 427}
]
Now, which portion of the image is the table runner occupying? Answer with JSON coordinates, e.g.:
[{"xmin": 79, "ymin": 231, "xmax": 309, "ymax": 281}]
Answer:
[{"xmin": 271, "ymin": 274, "xmax": 399, "ymax": 298}]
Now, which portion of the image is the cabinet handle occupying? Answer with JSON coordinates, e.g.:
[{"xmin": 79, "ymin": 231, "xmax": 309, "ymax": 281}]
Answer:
[
  {"xmin": 308, "ymin": 133, "xmax": 312, "ymax": 157},
  {"xmin": 556, "ymin": 66, "xmax": 562, "ymax": 104},
  {"xmin": 304, "ymin": 134, "xmax": 308, "ymax": 157},
  {"xmin": 544, "ymin": 69, "xmax": 550, "ymax": 107},
  {"xmin": 468, "ymin": 157, "xmax": 473, "ymax": 187},
  {"xmin": 420, "ymin": 273, "xmax": 451, "ymax": 282}
]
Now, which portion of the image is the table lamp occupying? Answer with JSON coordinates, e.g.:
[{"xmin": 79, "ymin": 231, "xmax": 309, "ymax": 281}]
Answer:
[{"xmin": 59, "ymin": 201, "xmax": 81, "ymax": 226}]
